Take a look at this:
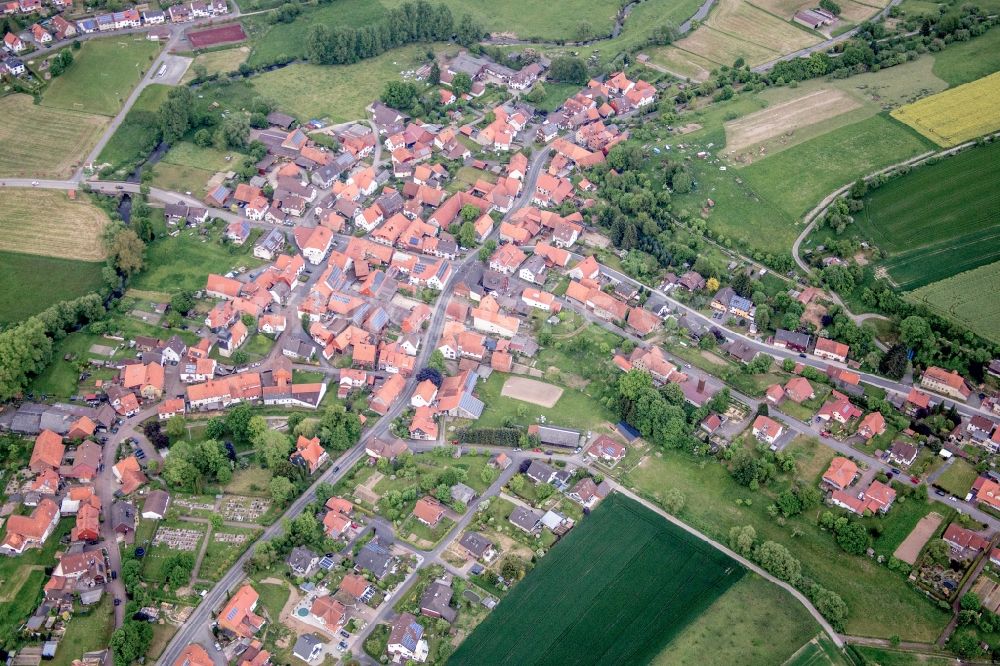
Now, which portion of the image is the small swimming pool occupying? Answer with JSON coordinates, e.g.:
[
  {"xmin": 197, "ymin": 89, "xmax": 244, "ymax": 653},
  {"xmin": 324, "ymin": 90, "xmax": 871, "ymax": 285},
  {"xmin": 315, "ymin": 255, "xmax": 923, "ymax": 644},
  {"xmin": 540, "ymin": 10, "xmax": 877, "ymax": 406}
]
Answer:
[{"xmin": 296, "ymin": 607, "xmax": 309, "ymax": 617}]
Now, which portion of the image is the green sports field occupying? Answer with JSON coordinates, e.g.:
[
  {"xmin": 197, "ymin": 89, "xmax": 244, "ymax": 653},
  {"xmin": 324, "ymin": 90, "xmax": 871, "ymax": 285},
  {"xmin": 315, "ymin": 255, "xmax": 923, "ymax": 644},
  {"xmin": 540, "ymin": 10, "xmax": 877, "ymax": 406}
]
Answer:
[
  {"xmin": 451, "ymin": 493, "xmax": 745, "ymax": 665},
  {"xmin": 856, "ymin": 141, "xmax": 1000, "ymax": 290}
]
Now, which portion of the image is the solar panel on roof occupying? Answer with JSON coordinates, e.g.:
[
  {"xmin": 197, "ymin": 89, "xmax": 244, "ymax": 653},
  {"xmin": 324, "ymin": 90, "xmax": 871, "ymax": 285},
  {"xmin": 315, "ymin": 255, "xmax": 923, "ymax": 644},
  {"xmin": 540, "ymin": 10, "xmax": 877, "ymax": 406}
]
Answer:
[
  {"xmin": 318, "ymin": 556, "xmax": 335, "ymax": 570},
  {"xmin": 226, "ymin": 607, "xmax": 239, "ymax": 621}
]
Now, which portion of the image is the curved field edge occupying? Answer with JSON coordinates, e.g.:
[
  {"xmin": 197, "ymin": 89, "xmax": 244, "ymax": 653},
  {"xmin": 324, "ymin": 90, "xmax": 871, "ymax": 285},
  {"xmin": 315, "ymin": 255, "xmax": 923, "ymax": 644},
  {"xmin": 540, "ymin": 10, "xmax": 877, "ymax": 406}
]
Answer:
[{"xmin": 450, "ymin": 493, "xmax": 746, "ymax": 665}]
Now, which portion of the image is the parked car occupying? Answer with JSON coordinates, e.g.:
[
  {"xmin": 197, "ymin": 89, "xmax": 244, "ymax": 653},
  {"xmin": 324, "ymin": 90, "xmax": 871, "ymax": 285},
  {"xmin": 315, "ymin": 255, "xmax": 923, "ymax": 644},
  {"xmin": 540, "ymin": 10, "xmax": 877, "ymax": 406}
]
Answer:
[{"xmin": 910, "ymin": 476, "xmax": 920, "ymax": 484}]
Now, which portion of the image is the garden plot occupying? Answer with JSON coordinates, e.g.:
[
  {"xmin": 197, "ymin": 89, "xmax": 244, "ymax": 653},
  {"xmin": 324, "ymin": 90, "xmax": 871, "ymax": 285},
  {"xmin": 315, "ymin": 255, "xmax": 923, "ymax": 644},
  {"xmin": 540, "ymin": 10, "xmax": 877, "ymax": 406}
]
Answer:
[
  {"xmin": 972, "ymin": 575, "xmax": 1000, "ymax": 614},
  {"xmin": 500, "ymin": 377, "xmax": 563, "ymax": 408},
  {"xmin": 152, "ymin": 527, "xmax": 202, "ymax": 551},
  {"xmin": 221, "ymin": 496, "xmax": 271, "ymax": 522},
  {"xmin": 893, "ymin": 512, "xmax": 943, "ymax": 565},
  {"xmin": 213, "ymin": 532, "xmax": 248, "ymax": 544}
]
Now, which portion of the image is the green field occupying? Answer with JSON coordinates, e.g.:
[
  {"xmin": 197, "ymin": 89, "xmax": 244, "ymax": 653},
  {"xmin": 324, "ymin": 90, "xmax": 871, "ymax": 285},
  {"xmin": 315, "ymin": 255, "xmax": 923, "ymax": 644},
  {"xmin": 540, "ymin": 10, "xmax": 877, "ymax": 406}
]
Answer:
[
  {"xmin": 786, "ymin": 635, "xmax": 850, "ymax": 666},
  {"xmin": 653, "ymin": 575, "xmax": 822, "ymax": 665},
  {"xmin": 97, "ymin": 83, "xmax": 172, "ymax": 174},
  {"xmin": 741, "ymin": 114, "xmax": 936, "ymax": 221},
  {"xmin": 245, "ymin": 0, "xmax": 387, "ymax": 66},
  {"xmin": 907, "ymin": 260, "xmax": 1000, "ymax": 345},
  {"xmin": 252, "ymin": 44, "xmax": 442, "ymax": 123},
  {"xmin": 856, "ymin": 141, "xmax": 1000, "ymax": 289},
  {"xmin": 475, "ymin": 371, "xmax": 616, "ymax": 432},
  {"xmin": 627, "ymin": 448, "xmax": 950, "ymax": 641},
  {"xmin": 0, "ymin": 251, "xmax": 104, "ymax": 324},
  {"xmin": 199, "ymin": 527, "xmax": 262, "ymax": 581},
  {"xmin": 932, "ymin": 27, "xmax": 1000, "ymax": 86},
  {"xmin": 130, "ymin": 226, "xmax": 264, "ymax": 295},
  {"xmin": 41, "ymin": 37, "xmax": 162, "ymax": 116},
  {"xmin": 452, "ymin": 493, "xmax": 745, "ymax": 665}
]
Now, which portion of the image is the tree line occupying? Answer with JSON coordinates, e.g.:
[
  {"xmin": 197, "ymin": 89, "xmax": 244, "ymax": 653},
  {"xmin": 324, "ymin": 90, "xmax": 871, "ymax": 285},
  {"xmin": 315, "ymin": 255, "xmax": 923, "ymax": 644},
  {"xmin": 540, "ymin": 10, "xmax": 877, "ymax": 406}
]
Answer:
[{"xmin": 305, "ymin": 1, "xmax": 482, "ymax": 66}]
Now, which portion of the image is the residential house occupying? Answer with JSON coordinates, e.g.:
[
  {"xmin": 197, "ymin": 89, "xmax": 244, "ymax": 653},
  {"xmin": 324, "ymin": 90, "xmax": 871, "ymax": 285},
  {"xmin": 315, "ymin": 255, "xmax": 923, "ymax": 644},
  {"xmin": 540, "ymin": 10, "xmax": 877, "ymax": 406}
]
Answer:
[
  {"xmin": 310, "ymin": 595, "xmax": 346, "ymax": 631},
  {"xmin": 112, "ymin": 456, "xmax": 147, "ymax": 494},
  {"xmin": 419, "ymin": 579, "xmax": 456, "ymax": 623},
  {"xmin": 585, "ymin": 435, "xmax": 626, "ymax": 466},
  {"xmin": 286, "ymin": 546, "xmax": 319, "ymax": 577},
  {"xmin": 355, "ymin": 537, "xmax": 395, "ymax": 579},
  {"xmin": 857, "ymin": 412, "xmax": 886, "ymax": 440},
  {"xmin": 30, "ymin": 429, "xmax": 64, "ymax": 473},
  {"xmin": 921, "ymin": 366, "xmax": 971, "ymax": 401},
  {"xmin": 814, "ymin": 338, "xmax": 849, "ymax": 363},
  {"xmin": 458, "ymin": 531, "xmax": 496, "ymax": 562},
  {"xmin": 290, "ymin": 435, "xmax": 329, "ymax": 474},
  {"xmin": 0, "ymin": 498, "xmax": 60, "ymax": 554},
  {"xmin": 218, "ymin": 584, "xmax": 266, "ymax": 638},
  {"xmin": 751, "ymin": 415, "xmax": 783, "ymax": 446},
  {"xmin": 508, "ymin": 506, "xmax": 542, "ymax": 533},
  {"xmin": 887, "ymin": 441, "xmax": 918, "ymax": 467},
  {"xmin": 141, "ymin": 490, "xmax": 170, "ymax": 520},
  {"xmin": 943, "ymin": 523, "xmax": 989, "ymax": 559},
  {"xmin": 387, "ymin": 613, "xmax": 429, "ymax": 663},
  {"xmin": 413, "ymin": 496, "xmax": 445, "ymax": 526},
  {"xmin": 822, "ymin": 456, "xmax": 857, "ymax": 491}
]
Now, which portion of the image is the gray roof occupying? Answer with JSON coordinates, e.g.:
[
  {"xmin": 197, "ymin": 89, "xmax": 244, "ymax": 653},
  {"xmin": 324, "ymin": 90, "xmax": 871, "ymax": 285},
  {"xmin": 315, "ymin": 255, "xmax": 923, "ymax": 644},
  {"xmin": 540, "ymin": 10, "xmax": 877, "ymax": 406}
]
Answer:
[
  {"xmin": 458, "ymin": 531, "xmax": 494, "ymax": 557},
  {"xmin": 142, "ymin": 490, "xmax": 169, "ymax": 517},
  {"xmin": 535, "ymin": 424, "xmax": 581, "ymax": 447},
  {"xmin": 775, "ymin": 329, "xmax": 811, "ymax": 349},
  {"xmin": 293, "ymin": 633, "xmax": 324, "ymax": 660},
  {"xmin": 525, "ymin": 460, "xmax": 555, "ymax": 484},
  {"xmin": 287, "ymin": 545, "xmax": 318, "ymax": 572},
  {"xmin": 450, "ymin": 483, "xmax": 476, "ymax": 504},
  {"xmin": 356, "ymin": 537, "xmax": 393, "ymax": 578},
  {"xmin": 111, "ymin": 501, "xmax": 135, "ymax": 531},
  {"xmin": 419, "ymin": 580, "xmax": 456, "ymax": 623},
  {"xmin": 509, "ymin": 506, "xmax": 541, "ymax": 532}
]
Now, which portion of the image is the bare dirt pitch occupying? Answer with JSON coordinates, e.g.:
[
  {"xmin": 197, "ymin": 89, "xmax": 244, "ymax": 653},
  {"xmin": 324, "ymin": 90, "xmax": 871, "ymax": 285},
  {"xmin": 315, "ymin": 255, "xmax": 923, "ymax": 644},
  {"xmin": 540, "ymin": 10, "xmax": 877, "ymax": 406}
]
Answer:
[
  {"xmin": 501, "ymin": 376, "xmax": 563, "ymax": 408},
  {"xmin": 893, "ymin": 512, "xmax": 943, "ymax": 565},
  {"xmin": 725, "ymin": 88, "xmax": 861, "ymax": 156}
]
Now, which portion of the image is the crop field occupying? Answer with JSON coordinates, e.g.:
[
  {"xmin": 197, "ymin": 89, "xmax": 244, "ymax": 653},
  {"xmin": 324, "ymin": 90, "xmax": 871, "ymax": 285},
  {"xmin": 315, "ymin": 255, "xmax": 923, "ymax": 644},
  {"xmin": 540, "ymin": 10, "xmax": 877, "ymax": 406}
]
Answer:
[
  {"xmin": 0, "ymin": 251, "xmax": 104, "ymax": 324},
  {"xmin": 657, "ymin": 0, "xmax": 820, "ymax": 74},
  {"xmin": 0, "ymin": 189, "xmax": 109, "ymax": 261},
  {"xmin": 41, "ymin": 37, "xmax": 161, "ymax": 117},
  {"xmin": 906, "ymin": 260, "xmax": 1000, "ymax": 344},
  {"xmin": 0, "ymin": 95, "xmax": 109, "ymax": 179},
  {"xmin": 252, "ymin": 44, "xmax": 443, "ymax": 123},
  {"xmin": 856, "ymin": 141, "xmax": 1000, "ymax": 289},
  {"xmin": 891, "ymin": 71, "xmax": 1000, "ymax": 147},
  {"xmin": 741, "ymin": 114, "xmax": 935, "ymax": 219},
  {"xmin": 451, "ymin": 493, "xmax": 745, "ymax": 665},
  {"xmin": 181, "ymin": 46, "xmax": 249, "ymax": 82},
  {"xmin": 752, "ymin": 0, "xmax": 886, "ymax": 22},
  {"xmin": 653, "ymin": 575, "xmax": 821, "ymax": 665}
]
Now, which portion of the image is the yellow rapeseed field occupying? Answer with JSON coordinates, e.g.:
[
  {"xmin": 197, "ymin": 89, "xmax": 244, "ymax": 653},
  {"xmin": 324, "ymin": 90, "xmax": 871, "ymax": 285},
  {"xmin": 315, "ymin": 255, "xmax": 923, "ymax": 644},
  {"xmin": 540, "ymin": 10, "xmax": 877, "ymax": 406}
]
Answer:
[{"xmin": 891, "ymin": 71, "xmax": 1000, "ymax": 147}]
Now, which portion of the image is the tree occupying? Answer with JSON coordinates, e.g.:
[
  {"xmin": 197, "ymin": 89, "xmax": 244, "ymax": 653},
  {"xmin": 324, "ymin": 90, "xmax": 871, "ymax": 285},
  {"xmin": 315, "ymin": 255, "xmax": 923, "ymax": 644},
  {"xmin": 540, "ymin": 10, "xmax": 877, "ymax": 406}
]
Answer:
[
  {"xmin": 961, "ymin": 592, "xmax": 982, "ymax": 612},
  {"xmin": 536, "ymin": 483, "xmax": 554, "ymax": 500},
  {"xmin": 226, "ymin": 403, "xmax": 256, "ymax": 443},
  {"xmin": 455, "ymin": 12, "xmax": 483, "ymax": 46},
  {"xmin": 899, "ymin": 315, "xmax": 932, "ymax": 350},
  {"xmin": 549, "ymin": 56, "xmax": 588, "ymax": 84},
  {"xmin": 753, "ymin": 541, "xmax": 801, "ymax": 583},
  {"xmin": 924, "ymin": 539, "xmax": 951, "ymax": 565},
  {"xmin": 103, "ymin": 224, "xmax": 146, "ymax": 277},
  {"xmin": 158, "ymin": 87, "xmax": 194, "ymax": 144},
  {"xmin": 382, "ymin": 81, "xmax": 419, "ymax": 110},
  {"xmin": 671, "ymin": 170, "xmax": 693, "ymax": 194},
  {"xmin": 269, "ymin": 475, "xmax": 295, "ymax": 503},
  {"xmin": 949, "ymin": 630, "xmax": 984, "ymax": 659},
  {"xmin": 835, "ymin": 520, "xmax": 869, "ymax": 555},
  {"xmin": 809, "ymin": 584, "xmax": 848, "ymax": 630},
  {"xmin": 451, "ymin": 72, "xmax": 472, "ymax": 95},
  {"xmin": 428, "ymin": 60, "xmax": 440, "ymax": 84},
  {"xmin": 705, "ymin": 277, "xmax": 720, "ymax": 292},
  {"xmin": 458, "ymin": 221, "xmax": 477, "ymax": 248},
  {"xmin": 318, "ymin": 404, "xmax": 362, "ymax": 451},
  {"xmin": 525, "ymin": 83, "xmax": 546, "ymax": 104},
  {"xmin": 121, "ymin": 559, "xmax": 142, "ymax": 593},
  {"xmin": 427, "ymin": 349, "xmax": 447, "ymax": 373},
  {"xmin": 879, "ymin": 343, "xmax": 908, "ymax": 379},
  {"xmin": 217, "ymin": 114, "xmax": 250, "ymax": 150},
  {"xmin": 170, "ymin": 290, "xmax": 195, "ymax": 315},
  {"xmin": 416, "ymin": 367, "xmax": 443, "ymax": 387},
  {"xmin": 663, "ymin": 488, "xmax": 685, "ymax": 514},
  {"xmin": 111, "ymin": 619, "xmax": 153, "ymax": 666},
  {"xmin": 728, "ymin": 525, "xmax": 756, "ymax": 557},
  {"xmin": 254, "ymin": 429, "xmax": 292, "ymax": 469},
  {"xmin": 730, "ymin": 272, "xmax": 752, "ymax": 298}
]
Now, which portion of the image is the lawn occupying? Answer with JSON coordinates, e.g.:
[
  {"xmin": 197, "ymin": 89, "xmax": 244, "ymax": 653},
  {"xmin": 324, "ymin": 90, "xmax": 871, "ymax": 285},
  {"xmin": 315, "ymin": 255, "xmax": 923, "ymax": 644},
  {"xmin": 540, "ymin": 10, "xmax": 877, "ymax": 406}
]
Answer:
[
  {"xmin": 452, "ymin": 493, "xmax": 745, "ymax": 665},
  {"xmin": 97, "ymin": 83, "xmax": 172, "ymax": 175},
  {"xmin": 130, "ymin": 226, "xmax": 264, "ymax": 295},
  {"xmin": 253, "ymin": 580, "xmax": 290, "ymax": 621},
  {"xmin": 625, "ymin": 449, "xmax": 950, "ymax": 641},
  {"xmin": 855, "ymin": 140, "xmax": 1000, "ymax": 290},
  {"xmin": 0, "ymin": 188, "xmax": 110, "ymax": 262},
  {"xmin": 152, "ymin": 143, "xmax": 246, "ymax": 196},
  {"xmin": 222, "ymin": 466, "xmax": 273, "ymax": 496},
  {"xmin": 182, "ymin": 46, "xmax": 250, "ymax": 82},
  {"xmin": 0, "ymin": 520, "xmax": 71, "ymax": 648},
  {"xmin": 474, "ymin": 372, "xmax": 616, "ymax": 432},
  {"xmin": 866, "ymin": 494, "xmax": 954, "ymax": 560},
  {"xmin": 41, "ymin": 37, "xmax": 161, "ymax": 116},
  {"xmin": 399, "ymin": 514, "xmax": 456, "ymax": 549},
  {"xmin": 198, "ymin": 526, "xmax": 263, "ymax": 581},
  {"xmin": 652, "ymin": 575, "xmax": 821, "ymax": 666},
  {"xmin": 0, "ymin": 250, "xmax": 103, "ymax": 324},
  {"xmin": 934, "ymin": 459, "xmax": 980, "ymax": 498},
  {"xmin": 51, "ymin": 598, "xmax": 115, "ymax": 666},
  {"xmin": 932, "ymin": 26, "xmax": 1000, "ymax": 86},
  {"xmin": 532, "ymin": 82, "xmax": 582, "ymax": 113},
  {"xmin": 906, "ymin": 260, "xmax": 1000, "ymax": 345},
  {"xmin": 740, "ymin": 114, "xmax": 936, "ymax": 221},
  {"xmin": 252, "ymin": 44, "xmax": 444, "ymax": 123},
  {"xmin": 141, "ymin": 520, "xmax": 208, "ymax": 583},
  {"xmin": 0, "ymin": 94, "xmax": 109, "ymax": 179}
]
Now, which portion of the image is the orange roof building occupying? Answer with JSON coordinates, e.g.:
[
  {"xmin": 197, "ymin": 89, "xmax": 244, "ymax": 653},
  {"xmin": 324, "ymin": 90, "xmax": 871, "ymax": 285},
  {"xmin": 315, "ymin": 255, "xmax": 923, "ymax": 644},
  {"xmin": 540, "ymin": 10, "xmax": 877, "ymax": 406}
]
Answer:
[
  {"xmin": 310, "ymin": 595, "xmax": 346, "ymax": 629},
  {"xmin": 413, "ymin": 496, "xmax": 445, "ymax": 526},
  {"xmin": 218, "ymin": 584, "xmax": 266, "ymax": 638},
  {"xmin": 290, "ymin": 435, "xmax": 329, "ymax": 474},
  {"xmin": 173, "ymin": 644, "xmax": 214, "ymax": 666},
  {"xmin": 112, "ymin": 456, "xmax": 147, "ymax": 495},
  {"xmin": 30, "ymin": 429, "xmax": 64, "ymax": 473},
  {"xmin": 822, "ymin": 456, "xmax": 858, "ymax": 491},
  {"xmin": 0, "ymin": 498, "xmax": 60, "ymax": 555}
]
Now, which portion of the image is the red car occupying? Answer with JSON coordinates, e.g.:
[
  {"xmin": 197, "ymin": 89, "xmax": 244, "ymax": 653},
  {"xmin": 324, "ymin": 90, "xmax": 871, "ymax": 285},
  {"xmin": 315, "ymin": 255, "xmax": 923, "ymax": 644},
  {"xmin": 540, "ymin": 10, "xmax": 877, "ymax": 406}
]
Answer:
[
  {"xmin": 533, "ymin": 448, "xmax": 542, "ymax": 453},
  {"xmin": 910, "ymin": 476, "xmax": 920, "ymax": 484}
]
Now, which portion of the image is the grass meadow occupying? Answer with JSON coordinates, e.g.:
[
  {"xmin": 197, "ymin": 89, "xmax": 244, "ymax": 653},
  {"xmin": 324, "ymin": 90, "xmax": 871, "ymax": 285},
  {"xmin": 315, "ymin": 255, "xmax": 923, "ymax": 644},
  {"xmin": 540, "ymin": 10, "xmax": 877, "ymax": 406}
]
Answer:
[
  {"xmin": 0, "ymin": 95, "xmax": 109, "ymax": 179},
  {"xmin": 931, "ymin": 26, "xmax": 1000, "ymax": 86},
  {"xmin": 41, "ymin": 37, "xmax": 161, "ymax": 116},
  {"xmin": 625, "ymin": 448, "xmax": 950, "ymax": 640},
  {"xmin": 653, "ymin": 575, "xmax": 822, "ymax": 666},
  {"xmin": 451, "ymin": 493, "xmax": 745, "ymax": 665},
  {"xmin": 97, "ymin": 83, "xmax": 172, "ymax": 174},
  {"xmin": 0, "ymin": 251, "xmax": 104, "ymax": 324},
  {"xmin": 252, "ymin": 44, "xmax": 444, "ymax": 123},
  {"xmin": 856, "ymin": 140, "xmax": 1000, "ymax": 289}
]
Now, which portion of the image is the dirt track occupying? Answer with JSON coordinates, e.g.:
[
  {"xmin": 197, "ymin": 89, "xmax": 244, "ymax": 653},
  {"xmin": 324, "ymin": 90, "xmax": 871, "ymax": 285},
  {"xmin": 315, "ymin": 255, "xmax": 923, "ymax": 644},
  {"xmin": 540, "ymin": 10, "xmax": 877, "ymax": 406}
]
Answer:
[
  {"xmin": 893, "ymin": 511, "xmax": 943, "ymax": 564},
  {"xmin": 724, "ymin": 88, "xmax": 860, "ymax": 155}
]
